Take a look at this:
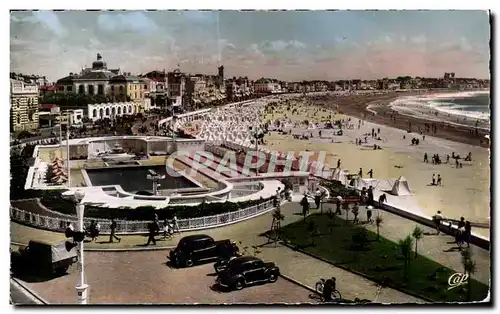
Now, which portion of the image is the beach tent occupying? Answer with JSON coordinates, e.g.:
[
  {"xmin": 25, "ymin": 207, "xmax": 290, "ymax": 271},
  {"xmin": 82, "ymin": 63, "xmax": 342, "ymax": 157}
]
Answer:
[{"xmin": 390, "ymin": 176, "xmax": 412, "ymax": 196}]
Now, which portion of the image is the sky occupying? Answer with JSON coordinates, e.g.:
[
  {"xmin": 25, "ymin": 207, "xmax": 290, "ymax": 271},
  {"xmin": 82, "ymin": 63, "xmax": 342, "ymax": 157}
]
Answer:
[{"xmin": 10, "ymin": 10, "xmax": 491, "ymax": 82}]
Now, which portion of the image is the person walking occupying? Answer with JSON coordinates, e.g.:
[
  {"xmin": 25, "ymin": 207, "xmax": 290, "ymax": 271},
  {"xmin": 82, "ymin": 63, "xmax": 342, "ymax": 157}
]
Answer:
[
  {"xmin": 335, "ymin": 196, "xmax": 343, "ymax": 215},
  {"xmin": 464, "ymin": 221, "xmax": 472, "ymax": 247},
  {"xmin": 146, "ymin": 219, "xmax": 160, "ymax": 246},
  {"xmin": 314, "ymin": 188, "xmax": 322, "ymax": 209},
  {"xmin": 437, "ymin": 174, "xmax": 442, "ymax": 186},
  {"xmin": 352, "ymin": 203, "xmax": 359, "ymax": 224},
  {"xmin": 172, "ymin": 216, "xmax": 180, "ymax": 234},
  {"xmin": 367, "ymin": 186, "xmax": 374, "ymax": 206},
  {"xmin": 300, "ymin": 193, "xmax": 310, "ymax": 219},
  {"xmin": 433, "ymin": 211, "xmax": 443, "ymax": 235},
  {"xmin": 424, "ymin": 153, "xmax": 428, "ymax": 163},
  {"xmin": 367, "ymin": 169, "xmax": 373, "ymax": 179},
  {"xmin": 337, "ymin": 159, "xmax": 341, "ymax": 169},
  {"xmin": 366, "ymin": 206, "xmax": 373, "ymax": 224},
  {"xmin": 109, "ymin": 218, "xmax": 121, "ymax": 243}
]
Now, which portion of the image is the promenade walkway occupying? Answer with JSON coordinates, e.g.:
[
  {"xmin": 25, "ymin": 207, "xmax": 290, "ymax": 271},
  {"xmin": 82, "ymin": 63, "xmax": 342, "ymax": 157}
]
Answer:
[{"xmin": 11, "ymin": 201, "xmax": 490, "ymax": 303}]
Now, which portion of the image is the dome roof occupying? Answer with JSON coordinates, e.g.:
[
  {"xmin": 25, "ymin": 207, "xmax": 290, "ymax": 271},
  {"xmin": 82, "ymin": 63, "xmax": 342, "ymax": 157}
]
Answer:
[{"xmin": 92, "ymin": 53, "xmax": 107, "ymax": 70}]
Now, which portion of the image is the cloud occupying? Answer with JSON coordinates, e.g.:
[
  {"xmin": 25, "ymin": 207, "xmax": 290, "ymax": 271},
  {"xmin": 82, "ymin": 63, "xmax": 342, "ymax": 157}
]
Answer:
[
  {"xmin": 97, "ymin": 12, "xmax": 158, "ymax": 34},
  {"xmin": 32, "ymin": 11, "xmax": 66, "ymax": 36},
  {"xmin": 9, "ymin": 11, "xmax": 490, "ymax": 81}
]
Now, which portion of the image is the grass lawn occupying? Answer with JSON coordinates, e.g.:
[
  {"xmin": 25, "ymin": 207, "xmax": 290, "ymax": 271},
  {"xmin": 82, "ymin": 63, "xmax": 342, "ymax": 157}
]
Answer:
[{"xmin": 276, "ymin": 213, "xmax": 489, "ymax": 303}]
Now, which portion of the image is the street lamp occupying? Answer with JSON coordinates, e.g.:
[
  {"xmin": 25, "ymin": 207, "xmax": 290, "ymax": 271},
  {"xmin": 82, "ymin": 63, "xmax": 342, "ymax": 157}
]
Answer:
[
  {"xmin": 67, "ymin": 190, "xmax": 89, "ymax": 305},
  {"xmin": 147, "ymin": 169, "xmax": 165, "ymax": 195},
  {"xmin": 248, "ymin": 125, "xmax": 265, "ymax": 153}
]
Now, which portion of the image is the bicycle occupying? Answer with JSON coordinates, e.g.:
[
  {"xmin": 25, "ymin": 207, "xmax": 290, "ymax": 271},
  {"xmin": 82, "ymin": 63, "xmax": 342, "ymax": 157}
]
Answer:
[{"xmin": 315, "ymin": 278, "xmax": 342, "ymax": 300}]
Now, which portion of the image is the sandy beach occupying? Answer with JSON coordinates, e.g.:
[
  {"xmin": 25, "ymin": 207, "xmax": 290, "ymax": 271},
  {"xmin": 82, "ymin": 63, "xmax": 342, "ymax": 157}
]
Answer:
[{"xmin": 260, "ymin": 95, "xmax": 490, "ymax": 238}]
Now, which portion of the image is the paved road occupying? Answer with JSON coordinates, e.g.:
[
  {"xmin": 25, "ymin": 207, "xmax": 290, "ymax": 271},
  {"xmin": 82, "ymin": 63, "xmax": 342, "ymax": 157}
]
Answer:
[{"xmin": 16, "ymin": 250, "xmax": 316, "ymax": 304}]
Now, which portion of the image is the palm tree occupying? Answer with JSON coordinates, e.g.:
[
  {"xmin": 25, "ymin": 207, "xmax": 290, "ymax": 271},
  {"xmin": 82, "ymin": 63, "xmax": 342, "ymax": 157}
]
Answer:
[
  {"xmin": 307, "ymin": 221, "xmax": 319, "ymax": 246},
  {"xmin": 461, "ymin": 248, "xmax": 477, "ymax": 301},
  {"xmin": 398, "ymin": 235, "xmax": 413, "ymax": 281},
  {"xmin": 375, "ymin": 215, "xmax": 383, "ymax": 241},
  {"xmin": 412, "ymin": 226, "xmax": 424, "ymax": 259}
]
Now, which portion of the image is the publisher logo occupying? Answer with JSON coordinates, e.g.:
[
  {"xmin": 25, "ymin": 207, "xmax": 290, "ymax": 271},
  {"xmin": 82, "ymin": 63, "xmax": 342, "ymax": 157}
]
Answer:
[{"xmin": 447, "ymin": 273, "xmax": 469, "ymax": 290}]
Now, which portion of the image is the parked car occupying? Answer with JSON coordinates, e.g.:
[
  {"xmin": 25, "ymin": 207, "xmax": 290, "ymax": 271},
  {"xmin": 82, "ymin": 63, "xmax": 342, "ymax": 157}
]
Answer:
[
  {"xmin": 216, "ymin": 256, "xmax": 280, "ymax": 290},
  {"xmin": 169, "ymin": 234, "xmax": 239, "ymax": 268},
  {"xmin": 10, "ymin": 240, "xmax": 77, "ymax": 275}
]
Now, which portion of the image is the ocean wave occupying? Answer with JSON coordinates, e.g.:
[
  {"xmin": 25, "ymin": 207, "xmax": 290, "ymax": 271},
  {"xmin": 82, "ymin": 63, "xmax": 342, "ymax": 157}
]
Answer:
[{"xmin": 390, "ymin": 91, "xmax": 490, "ymax": 122}]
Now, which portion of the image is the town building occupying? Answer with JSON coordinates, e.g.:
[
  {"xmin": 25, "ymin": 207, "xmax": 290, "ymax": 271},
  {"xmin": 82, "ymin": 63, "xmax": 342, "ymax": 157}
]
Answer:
[
  {"xmin": 253, "ymin": 78, "xmax": 282, "ymax": 94},
  {"xmin": 141, "ymin": 70, "xmax": 168, "ymax": 109},
  {"xmin": 10, "ymin": 79, "xmax": 39, "ymax": 132},
  {"xmin": 109, "ymin": 73, "xmax": 149, "ymax": 102},
  {"xmin": 56, "ymin": 53, "xmax": 119, "ymax": 96}
]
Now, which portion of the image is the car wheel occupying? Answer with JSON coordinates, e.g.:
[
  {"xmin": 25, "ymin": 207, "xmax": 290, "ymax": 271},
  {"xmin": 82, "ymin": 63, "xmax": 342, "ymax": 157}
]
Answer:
[
  {"xmin": 268, "ymin": 272, "xmax": 278, "ymax": 283},
  {"xmin": 185, "ymin": 258, "xmax": 194, "ymax": 267},
  {"xmin": 235, "ymin": 280, "xmax": 244, "ymax": 290}
]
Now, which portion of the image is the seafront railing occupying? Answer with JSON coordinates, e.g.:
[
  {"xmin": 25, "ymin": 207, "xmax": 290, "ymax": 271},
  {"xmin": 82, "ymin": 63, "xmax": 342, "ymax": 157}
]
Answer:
[{"xmin": 10, "ymin": 199, "xmax": 276, "ymax": 235}]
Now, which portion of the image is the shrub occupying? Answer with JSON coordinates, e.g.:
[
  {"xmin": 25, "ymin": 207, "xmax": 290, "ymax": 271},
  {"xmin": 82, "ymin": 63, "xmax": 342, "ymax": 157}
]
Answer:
[
  {"xmin": 40, "ymin": 192, "xmax": 273, "ymax": 221},
  {"xmin": 320, "ymin": 179, "xmax": 359, "ymax": 197}
]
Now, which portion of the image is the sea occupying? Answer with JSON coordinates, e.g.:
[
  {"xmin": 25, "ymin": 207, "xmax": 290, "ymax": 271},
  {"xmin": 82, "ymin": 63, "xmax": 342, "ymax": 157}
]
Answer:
[{"xmin": 427, "ymin": 91, "xmax": 490, "ymax": 122}]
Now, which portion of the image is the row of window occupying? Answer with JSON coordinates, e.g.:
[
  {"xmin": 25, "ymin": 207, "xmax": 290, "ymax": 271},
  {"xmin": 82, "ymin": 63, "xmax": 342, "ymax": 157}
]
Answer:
[{"xmin": 91, "ymin": 105, "xmax": 136, "ymax": 118}]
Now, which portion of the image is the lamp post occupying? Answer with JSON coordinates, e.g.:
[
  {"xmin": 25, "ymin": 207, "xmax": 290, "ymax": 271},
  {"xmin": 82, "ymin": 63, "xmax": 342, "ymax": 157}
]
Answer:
[
  {"xmin": 74, "ymin": 190, "xmax": 89, "ymax": 305},
  {"xmin": 248, "ymin": 125, "xmax": 264, "ymax": 153}
]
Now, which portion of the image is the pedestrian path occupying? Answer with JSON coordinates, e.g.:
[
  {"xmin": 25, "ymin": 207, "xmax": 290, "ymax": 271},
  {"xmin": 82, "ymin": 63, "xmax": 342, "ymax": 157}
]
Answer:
[
  {"xmin": 323, "ymin": 203, "xmax": 490, "ymax": 285},
  {"xmin": 11, "ymin": 200, "xmax": 490, "ymax": 303}
]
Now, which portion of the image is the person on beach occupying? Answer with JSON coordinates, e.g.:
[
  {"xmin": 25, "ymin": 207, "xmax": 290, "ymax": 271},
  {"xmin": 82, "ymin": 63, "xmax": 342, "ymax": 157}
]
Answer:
[
  {"xmin": 446, "ymin": 155, "xmax": 450, "ymax": 163},
  {"xmin": 367, "ymin": 169, "xmax": 373, "ymax": 178},
  {"xmin": 358, "ymin": 168, "xmax": 363, "ymax": 178},
  {"xmin": 337, "ymin": 159, "xmax": 341, "ymax": 169},
  {"xmin": 437, "ymin": 174, "xmax": 442, "ymax": 186},
  {"xmin": 433, "ymin": 211, "xmax": 443, "ymax": 235},
  {"xmin": 432, "ymin": 174, "xmax": 436, "ymax": 186}
]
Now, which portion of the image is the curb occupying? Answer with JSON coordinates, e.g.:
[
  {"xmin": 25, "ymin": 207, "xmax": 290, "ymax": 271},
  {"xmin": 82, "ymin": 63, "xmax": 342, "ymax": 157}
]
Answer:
[
  {"xmin": 279, "ymin": 241, "xmax": 433, "ymax": 303},
  {"xmin": 279, "ymin": 274, "xmax": 317, "ymax": 294},
  {"xmin": 11, "ymin": 241, "xmax": 175, "ymax": 252},
  {"xmin": 10, "ymin": 277, "xmax": 49, "ymax": 305}
]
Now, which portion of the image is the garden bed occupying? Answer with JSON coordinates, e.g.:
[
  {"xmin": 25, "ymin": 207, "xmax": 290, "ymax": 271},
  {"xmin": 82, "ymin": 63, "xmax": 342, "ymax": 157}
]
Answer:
[
  {"xmin": 321, "ymin": 179, "xmax": 359, "ymax": 198},
  {"xmin": 275, "ymin": 213, "xmax": 489, "ymax": 303}
]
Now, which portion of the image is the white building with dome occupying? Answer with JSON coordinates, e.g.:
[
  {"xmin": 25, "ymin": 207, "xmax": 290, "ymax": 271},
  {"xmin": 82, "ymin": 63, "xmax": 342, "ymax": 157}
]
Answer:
[{"xmin": 56, "ymin": 53, "xmax": 121, "ymax": 96}]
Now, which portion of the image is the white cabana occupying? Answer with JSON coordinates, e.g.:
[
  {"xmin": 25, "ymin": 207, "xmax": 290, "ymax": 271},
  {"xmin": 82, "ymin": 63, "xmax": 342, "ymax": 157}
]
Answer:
[{"xmin": 390, "ymin": 176, "xmax": 412, "ymax": 196}]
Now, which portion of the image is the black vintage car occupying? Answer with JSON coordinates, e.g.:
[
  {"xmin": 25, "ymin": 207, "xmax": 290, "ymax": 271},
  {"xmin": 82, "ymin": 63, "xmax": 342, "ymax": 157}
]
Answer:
[
  {"xmin": 169, "ymin": 234, "xmax": 239, "ymax": 268},
  {"xmin": 216, "ymin": 256, "xmax": 280, "ymax": 291}
]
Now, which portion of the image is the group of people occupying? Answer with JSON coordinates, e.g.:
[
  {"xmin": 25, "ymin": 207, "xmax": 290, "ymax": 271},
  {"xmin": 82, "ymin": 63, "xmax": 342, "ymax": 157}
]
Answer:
[
  {"xmin": 358, "ymin": 168, "xmax": 374, "ymax": 179},
  {"xmin": 146, "ymin": 215, "xmax": 181, "ymax": 246},
  {"xmin": 431, "ymin": 173, "xmax": 443, "ymax": 186},
  {"xmin": 423, "ymin": 151, "xmax": 470, "ymax": 169},
  {"xmin": 433, "ymin": 211, "xmax": 472, "ymax": 249}
]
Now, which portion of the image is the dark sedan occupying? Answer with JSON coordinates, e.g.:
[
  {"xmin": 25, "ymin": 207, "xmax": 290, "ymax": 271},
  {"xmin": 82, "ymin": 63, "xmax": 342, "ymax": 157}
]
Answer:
[{"xmin": 216, "ymin": 256, "xmax": 280, "ymax": 291}]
